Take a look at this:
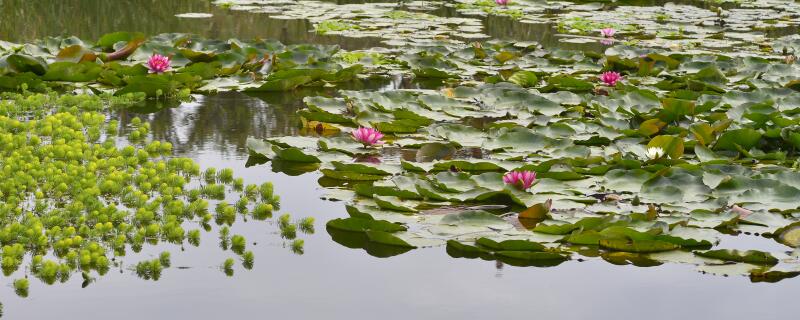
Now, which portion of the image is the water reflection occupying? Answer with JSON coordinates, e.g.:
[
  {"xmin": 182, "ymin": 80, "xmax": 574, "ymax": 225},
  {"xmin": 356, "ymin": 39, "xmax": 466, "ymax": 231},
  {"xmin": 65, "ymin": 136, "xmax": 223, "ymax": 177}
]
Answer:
[
  {"xmin": 0, "ymin": 0, "xmax": 384, "ymax": 49},
  {"xmin": 118, "ymin": 76, "xmax": 408, "ymax": 156},
  {"xmin": 4, "ymin": 0, "xmax": 799, "ymax": 54},
  {"xmin": 1, "ymin": 1, "xmax": 800, "ymax": 319}
]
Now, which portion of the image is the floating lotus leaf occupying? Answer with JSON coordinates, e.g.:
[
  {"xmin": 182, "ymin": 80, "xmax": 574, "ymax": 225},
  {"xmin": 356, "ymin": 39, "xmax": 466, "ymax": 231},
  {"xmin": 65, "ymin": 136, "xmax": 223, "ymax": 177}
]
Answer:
[
  {"xmin": 439, "ymin": 210, "xmax": 510, "ymax": 229},
  {"xmin": 695, "ymin": 249, "xmax": 779, "ymax": 265},
  {"xmin": 475, "ymin": 237, "xmax": 546, "ymax": 252},
  {"xmin": 494, "ymin": 251, "xmax": 570, "ymax": 267},
  {"xmin": 507, "ymin": 70, "xmax": 538, "ymax": 88},
  {"xmin": 774, "ymin": 222, "xmax": 800, "ymax": 247},
  {"xmin": 326, "ymin": 217, "xmax": 407, "ymax": 233},
  {"xmin": 446, "ymin": 240, "xmax": 492, "ymax": 259},
  {"xmin": 41, "ymin": 62, "xmax": 102, "ymax": 82},
  {"xmin": 714, "ymin": 128, "xmax": 763, "ymax": 152},
  {"xmin": 599, "ymin": 239, "xmax": 679, "ymax": 253},
  {"xmin": 365, "ymin": 231, "xmax": 416, "ymax": 248}
]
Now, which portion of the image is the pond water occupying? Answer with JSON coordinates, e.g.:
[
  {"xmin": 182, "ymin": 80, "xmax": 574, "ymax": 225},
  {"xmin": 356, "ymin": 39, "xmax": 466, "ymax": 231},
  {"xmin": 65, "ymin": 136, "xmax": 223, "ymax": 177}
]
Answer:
[{"xmin": 0, "ymin": 0, "xmax": 797, "ymax": 319}]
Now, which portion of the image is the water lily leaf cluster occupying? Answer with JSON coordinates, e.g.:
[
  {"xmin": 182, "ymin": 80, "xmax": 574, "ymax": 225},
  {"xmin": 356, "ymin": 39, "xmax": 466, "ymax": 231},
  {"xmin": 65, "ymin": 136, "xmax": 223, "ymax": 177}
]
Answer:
[
  {"xmin": 452, "ymin": 0, "xmax": 800, "ymax": 54},
  {"xmin": 213, "ymin": 0, "xmax": 487, "ymax": 46},
  {"xmin": 0, "ymin": 32, "xmax": 363, "ymax": 97},
  {"xmin": 214, "ymin": 0, "xmax": 800, "ymax": 55},
  {"xmin": 245, "ymin": 38, "xmax": 800, "ymax": 280}
]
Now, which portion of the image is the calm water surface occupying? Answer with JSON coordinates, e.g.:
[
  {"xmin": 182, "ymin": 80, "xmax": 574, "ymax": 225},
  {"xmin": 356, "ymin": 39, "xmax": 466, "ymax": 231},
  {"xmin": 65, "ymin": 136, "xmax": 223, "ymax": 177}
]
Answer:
[{"xmin": 0, "ymin": 1, "xmax": 796, "ymax": 319}]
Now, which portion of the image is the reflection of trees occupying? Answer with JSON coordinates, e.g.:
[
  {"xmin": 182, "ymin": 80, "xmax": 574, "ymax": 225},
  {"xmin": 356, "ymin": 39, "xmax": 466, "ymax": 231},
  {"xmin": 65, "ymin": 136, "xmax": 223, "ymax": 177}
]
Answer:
[
  {"xmin": 0, "ymin": 0, "xmax": 385, "ymax": 49},
  {"xmin": 0, "ymin": 0, "xmax": 211, "ymax": 41},
  {"xmin": 117, "ymin": 77, "xmax": 394, "ymax": 157},
  {"xmin": 118, "ymin": 91, "xmax": 304, "ymax": 157},
  {"xmin": 3, "ymin": 0, "xmax": 795, "ymax": 48}
]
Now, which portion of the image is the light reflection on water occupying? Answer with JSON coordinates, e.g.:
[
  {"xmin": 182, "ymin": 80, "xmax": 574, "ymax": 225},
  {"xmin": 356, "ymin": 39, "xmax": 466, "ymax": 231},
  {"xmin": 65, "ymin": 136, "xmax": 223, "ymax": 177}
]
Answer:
[
  {"xmin": 0, "ymin": 0, "xmax": 798, "ymax": 318},
  {"xmin": 0, "ymin": 82, "xmax": 796, "ymax": 320}
]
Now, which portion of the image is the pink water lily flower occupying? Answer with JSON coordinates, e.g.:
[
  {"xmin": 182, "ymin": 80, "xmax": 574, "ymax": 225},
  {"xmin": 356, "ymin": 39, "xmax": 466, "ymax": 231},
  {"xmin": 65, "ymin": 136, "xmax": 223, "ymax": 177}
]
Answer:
[
  {"xmin": 600, "ymin": 28, "xmax": 616, "ymax": 38},
  {"xmin": 352, "ymin": 127, "xmax": 384, "ymax": 147},
  {"xmin": 503, "ymin": 170, "xmax": 537, "ymax": 190},
  {"xmin": 495, "ymin": 0, "xmax": 509, "ymax": 6},
  {"xmin": 147, "ymin": 54, "xmax": 171, "ymax": 74},
  {"xmin": 600, "ymin": 71, "xmax": 622, "ymax": 86}
]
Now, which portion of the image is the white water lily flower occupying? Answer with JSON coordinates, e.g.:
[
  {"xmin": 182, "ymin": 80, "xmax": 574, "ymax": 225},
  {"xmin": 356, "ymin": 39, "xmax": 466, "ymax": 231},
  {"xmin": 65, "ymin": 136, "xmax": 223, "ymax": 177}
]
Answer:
[{"xmin": 645, "ymin": 147, "xmax": 665, "ymax": 160}]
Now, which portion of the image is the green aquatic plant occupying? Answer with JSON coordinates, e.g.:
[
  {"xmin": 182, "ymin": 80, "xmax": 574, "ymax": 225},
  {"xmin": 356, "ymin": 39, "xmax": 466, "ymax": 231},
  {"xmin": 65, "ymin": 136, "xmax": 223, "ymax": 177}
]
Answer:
[
  {"xmin": 316, "ymin": 20, "xmax": 359, "ymax": 34},
  {"xmin": 299, "ymin": 217, "xmax": 315, "ymax": 234},
  {"xmin": 291, "ymin": 239, "xmax": 305, "ymax": 255},
  {"xmin": 252, "ymin": 203, "xmax": 274, "ymax": 220},
  {"xmin": 557, "ymin": 17, "xmax": 636, "ymax": 35},
  {"xmin": 218, "ymin": 168, "xmax": 235, "ymax": 184},
  {"xmin": 244, "ymin": 184, "xmax": 259, "ymax": 199},
  {"xmin": 13, "ymin": 278, "xmax": 29, "ymax": 297},
  {"xmin": 222, "ymin": 258, "xmax": 235, "ymax": 276},
  {"xmin": 215, "ymin": 202, "xmax": 237, "ymax": 225},
  {"xmin": 159, "ymin": 252, "xmax": 171, "ymax": 268},
  {"xmin": 0, "ymin": 91, "xmax": 284, "ymax": 295},
  {"xmin": 135, "ymin": 259, "xmax": 163, "ymax": 281},
  {"xmin": 245, "ymin": 37, "xmax": 800, "ymax": 279},
  {"xmin": 235, "ymin": 197, "xmax": 249, "ymax": 214},
  {"xmin": 0, "ymin": 33, "xmax": 365, "ymax": 96},
  {"xmin": 242, "ymin": 251, "xmax": 255, "ymax": 270},
  {"xmin": 219, "ymin": 225, "xmax": 231, "ymax": 250},
  {"xmin": 232, "ymin": 178, "xmax": 244, "ymax": 191},
  {"xmin": 231, "ymin": 235, "xmax": 246, "ymax": 255},
  {"xmin": 336, "ymin": 52, "xmax": 392, "ymax": 66},
  {"xmin": 281, "ymin": 225, "xmax": 297, "ymax": 240},
  {"xmin": 204, "ymin": 168, "xmax": 218, "ymax": 184},
  {"xmin": 278, "ymin": 214, "xmax": 292, "ymax": 229},
  {"xmin": 188, "ymin": 229, "xmax": 201, "ymax": 246},
  {"xmin": 259, "ymin": 182, "xmax": 275, "ymax": 202}
]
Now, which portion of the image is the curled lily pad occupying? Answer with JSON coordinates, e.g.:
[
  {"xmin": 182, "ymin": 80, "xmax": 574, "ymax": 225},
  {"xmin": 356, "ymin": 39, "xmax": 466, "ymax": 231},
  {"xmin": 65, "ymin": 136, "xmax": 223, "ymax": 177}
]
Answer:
[
  {"xmin": 374, "ymin": 196, "xmax": 418, "ymax": 213},
  {"xmin": 775, "ymin": 222, "xmax": 800, "ymax": 247}
]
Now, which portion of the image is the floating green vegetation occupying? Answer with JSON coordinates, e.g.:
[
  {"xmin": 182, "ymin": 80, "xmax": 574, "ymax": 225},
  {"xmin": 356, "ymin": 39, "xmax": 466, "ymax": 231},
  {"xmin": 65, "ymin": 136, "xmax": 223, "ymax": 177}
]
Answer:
[
  {"xmin": 336, "ymin": 51, "xmax": 393, "ymax": 67},
  {"xmin": 135, "ymin": 259, "xmax": 164, "ymax": 281},
  {"xmin": 222, "ymin": 257, "xmax": 235, "ymax": 276},
  {"xmin": 557, "ymin": 17, "xmax": 638, "ymax": 35},
  {"xmin": 12, "ymin": 279, "xmax": 28, "ymax": 298},
  {"xmin": 453, "ymin": 0, "xmax": 524, "ymax": 19},
  {"xmin": 242, "ymin": 251, "xmax": 254, "ymax": 270},
  {"xmin": 0, "ymin": 32, "xmax": 364, "ymax": 97},
  {"xmin": 291, "ymin": 239, "xmax": 305, "ymax": 255},
  {"xmin": 213, "ymin": 0, "xmax": 487, "ymax": 46},
  {"xmin": 245, "ymin": 36, "xmax": 800, "ymax": 281},
  {"xmin": 210, "ymin": 0, "xmax": 800, "ymax": 55},
  {"xmin": 316, "ymin": 20, "xmax": 360, "ymax": 35},
  {"xmin": 299, "ymin": 217, "xmax": 315, "ymax": 234},
  {"xmin": 0, "ymin": 91, "xmax": 289, "ymax": 297}
]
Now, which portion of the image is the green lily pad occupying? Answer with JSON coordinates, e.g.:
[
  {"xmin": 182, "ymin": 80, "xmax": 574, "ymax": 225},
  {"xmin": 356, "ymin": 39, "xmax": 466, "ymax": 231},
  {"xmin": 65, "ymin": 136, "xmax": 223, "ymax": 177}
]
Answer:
[
  {"xmin": 326, "ymin": 217, "xmax": 407, "ymax": 233},
  {"xmin": 694, "ymin": 249, "xmax": 779, "ymax": 266}
]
